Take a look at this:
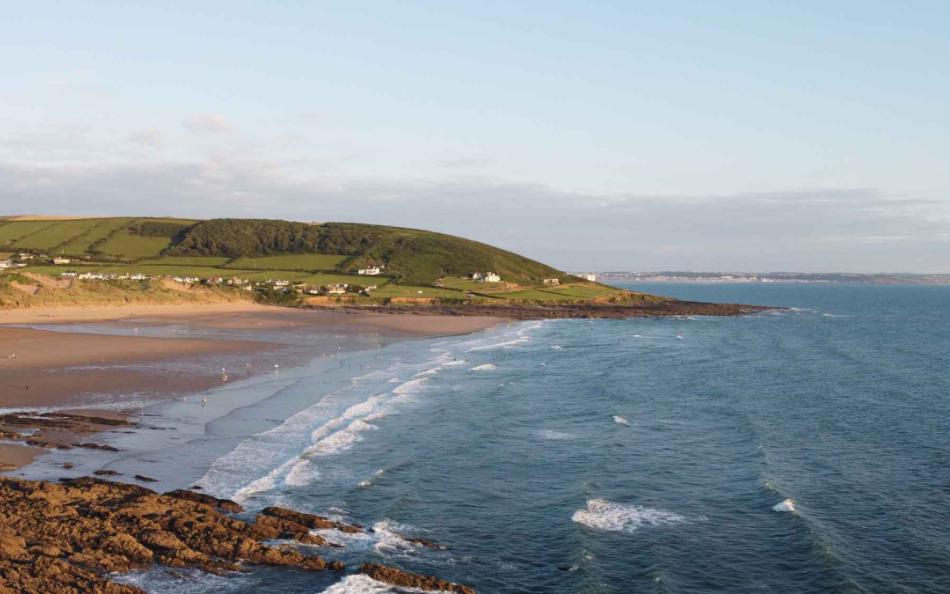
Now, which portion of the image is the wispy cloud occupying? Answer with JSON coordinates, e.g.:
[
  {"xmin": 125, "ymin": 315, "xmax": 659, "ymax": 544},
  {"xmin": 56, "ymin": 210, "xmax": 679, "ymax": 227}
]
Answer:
[
  {"xmin": 0, "ymin": 156, "xmax": 947, "ymax": 273},
  {"xmin": 182, "ymin": 114, "xmax": 233, "ymax": 135},
  {"xmin": 126, "ymin": 129, "xmax": 164, "ymax": 148}
]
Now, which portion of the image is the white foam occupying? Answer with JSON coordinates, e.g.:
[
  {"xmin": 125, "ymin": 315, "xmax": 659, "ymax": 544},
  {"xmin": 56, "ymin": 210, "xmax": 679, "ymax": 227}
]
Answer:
[
  {"xmin": 318, "ymin": 574, "xmax": 398, "ymax": 594},
  {"xmin": 393, "ymin": 377, "xmax": 428, "ymax": 395},
  {"xmin": 358, "ymin": 467, "xmax": 386, "ymax": 488},
  {"xmin": 319, "ymin": 574, "xmax": 453, "ymax": 594},
  {"xmin": 550, "ymin": 345, "xmax": 563, "ymax": 350},
  {"xmin": 371, "ymin": 519, "xmax": 426, "ymax": 555},
  {"xmin": 773, "ymin": 498, "xmax": 796, "ymax": 513},
  {"xmin": 613, "ymin": 415, "xmax": 631, "ymax": 427},
  {"xmin": 470, "ymin": 363, "xmax": 496, "ymax": 372},
  {"xmin": 304, "ymin": 418, "xmax": 379, "ymax": 458},
  {"xmin": 465, "ymin": 321, "xmax": 544, "ymax": 352},
  {"xmin": 572, "ymin": 499, "xmax": 685, "ymax": 533},
  {"xmin": 537, "ymin": 429, "xmax": 575, "ymax": 440},
  {"xmin": 284, "ymin": 459, "xmax": 320, "ymax": 487}
]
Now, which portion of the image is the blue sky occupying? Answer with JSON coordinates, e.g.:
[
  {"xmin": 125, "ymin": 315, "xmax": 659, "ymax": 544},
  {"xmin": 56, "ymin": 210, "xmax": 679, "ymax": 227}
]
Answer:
[{"xmin": 1, "ymin": 1, "xmax": 948, "ymax": 272}]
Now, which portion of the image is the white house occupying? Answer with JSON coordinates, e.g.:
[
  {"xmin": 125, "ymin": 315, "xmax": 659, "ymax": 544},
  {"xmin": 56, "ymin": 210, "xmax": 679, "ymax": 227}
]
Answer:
[
  {"xmin": 326, "ymin": 283, "xmax": 348, "ymax": 295},
  {"xmin": 543, "ymin": 278, "xmax": 560, "ymax": 287},
  {"xmin": 472, "ymin": 272, "xmax": 501, "ymax": 283},
  {"xmin": 358, "ymin": 266, "xmax": 382, "ymax": 276},
  {"xmin": 582, "ymin": 273, "xmax": 597, "ymax": 282},
  {"xmin": 53, "ymin": 257, "xmax": 71, "ymax": 265}
]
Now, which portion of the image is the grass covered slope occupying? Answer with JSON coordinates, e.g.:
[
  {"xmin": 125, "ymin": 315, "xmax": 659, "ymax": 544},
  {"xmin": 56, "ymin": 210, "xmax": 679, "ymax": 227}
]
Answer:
[
  {"xmin": 166, "ymin": 219, "xmax": 561, "ymax": 285},
  {"xmin": 1, "ymin": 215, "xmax": 763, "ymax": 317}
]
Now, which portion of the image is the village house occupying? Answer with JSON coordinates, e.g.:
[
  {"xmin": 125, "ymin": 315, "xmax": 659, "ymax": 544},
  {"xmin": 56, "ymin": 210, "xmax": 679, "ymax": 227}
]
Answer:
[
  {"xmin": 358, "ymin": 265, "xmax": 383, "ymax": 276},
  {"xmin": 581, "ymin": 273, "xmax": 597, "ymax": 282},
  {"xmin": 472, "ymin": 272, "xmax": 501, "ymax": 283},
  {"xmin": 170, "ymin": 276, "xmax": 200, "ymax": 284},
  {"xmin": 325, "ymin": 283, "xmax": 348, "ymax": 295},
  {"xmin": 52, "ymin": 257, "xmax": 71, "ymax": 265},
  {"xmin": 543, "ymin": 278, "xmax": 560, "ymax": 287}
]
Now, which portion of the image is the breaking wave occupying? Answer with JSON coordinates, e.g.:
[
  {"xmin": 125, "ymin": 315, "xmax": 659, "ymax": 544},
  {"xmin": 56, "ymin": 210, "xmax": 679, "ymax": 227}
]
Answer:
[{"xmin": 572, "ymin": 499, "xmax": 686, "ymax": 533}]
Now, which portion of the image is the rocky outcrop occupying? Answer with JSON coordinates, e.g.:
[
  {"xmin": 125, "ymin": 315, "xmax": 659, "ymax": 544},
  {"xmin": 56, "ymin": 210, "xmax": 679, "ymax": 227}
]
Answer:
[
  {"xmin": 0, "ymin": 477, "xmax": 476, "ymax": 593},
  {"xmin": 0, "ymin": 411, "xmax": 136, "ymax": 459},
  {"xmin": 336, "ymin": 298, "xmax": 770, "ymax": 320},
  {"xmin": 260, "ymin": 506, "xmax": 363, "ymax": 533},
  {"xmin": 0, "ymin": 477, "xmax": 344, "ymax": 592},
  {"xmin": 361, "ymin": 562, "xmax": 476, "ymax": 594}
]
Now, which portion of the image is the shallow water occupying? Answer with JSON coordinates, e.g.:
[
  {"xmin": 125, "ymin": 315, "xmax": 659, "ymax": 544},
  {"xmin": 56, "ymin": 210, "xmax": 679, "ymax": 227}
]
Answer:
[{"xmin": 22, "ymin": 284, "xmax": 950, "ymax": 592}]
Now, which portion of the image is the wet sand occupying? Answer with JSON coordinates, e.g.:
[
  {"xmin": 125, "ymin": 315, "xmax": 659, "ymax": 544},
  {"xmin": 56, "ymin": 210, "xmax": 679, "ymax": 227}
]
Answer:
[{"xmin": 0, "ymin": 304, "xmax": 501, "ymax": 470}]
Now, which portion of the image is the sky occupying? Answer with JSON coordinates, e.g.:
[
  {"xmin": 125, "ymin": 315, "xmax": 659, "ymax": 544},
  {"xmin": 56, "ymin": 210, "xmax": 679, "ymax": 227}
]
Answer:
[{"xmin": 1, "ymin": 1, "xmax": 948, "ymax": 272}]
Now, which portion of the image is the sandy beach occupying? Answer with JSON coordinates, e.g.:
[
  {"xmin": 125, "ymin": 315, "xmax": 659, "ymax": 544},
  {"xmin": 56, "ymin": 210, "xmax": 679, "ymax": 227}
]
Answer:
[{"xmin": 0, "ymin": 303, "xmax": 501, "ymax": 471}]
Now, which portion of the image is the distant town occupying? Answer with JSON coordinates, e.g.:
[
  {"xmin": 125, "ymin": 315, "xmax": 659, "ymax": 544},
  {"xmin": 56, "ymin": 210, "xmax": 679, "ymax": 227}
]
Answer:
[{"xmin": 598, "ymin": 271, "xmax": 950, "ymax": 285}]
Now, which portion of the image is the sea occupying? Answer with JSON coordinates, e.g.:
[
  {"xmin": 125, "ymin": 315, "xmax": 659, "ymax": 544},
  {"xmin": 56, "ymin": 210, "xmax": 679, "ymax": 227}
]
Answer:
[{"xmin": 17, "ymin": 283, "xmax": 950, "ymax": 593}]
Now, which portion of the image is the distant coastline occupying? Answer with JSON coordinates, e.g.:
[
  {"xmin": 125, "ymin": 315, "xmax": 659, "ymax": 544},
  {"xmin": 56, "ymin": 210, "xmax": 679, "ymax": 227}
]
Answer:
[{"xmin": 599, "ymin": 271, "xmax": 950, "ymax": 285}]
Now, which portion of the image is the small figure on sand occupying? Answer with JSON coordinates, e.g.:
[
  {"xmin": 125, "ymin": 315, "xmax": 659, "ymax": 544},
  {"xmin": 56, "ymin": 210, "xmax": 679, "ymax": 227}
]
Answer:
[{"xmin": 201, "ymin": 398, "xmax": 208, "ymax": 408}]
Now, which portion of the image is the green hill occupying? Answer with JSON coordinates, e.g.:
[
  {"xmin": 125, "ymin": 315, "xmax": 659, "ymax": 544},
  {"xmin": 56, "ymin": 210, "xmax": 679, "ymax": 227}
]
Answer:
[
  {"xmin": 0, "ymin": 217, "xmax": 648, "ymax": 309},
  {"xmin": 0, "ymin": 217, "xmax": 562, "ymax": 285}
]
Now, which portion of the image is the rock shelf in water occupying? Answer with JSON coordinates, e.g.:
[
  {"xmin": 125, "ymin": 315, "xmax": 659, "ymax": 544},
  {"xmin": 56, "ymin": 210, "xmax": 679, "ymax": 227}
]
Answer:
[{"xmin": 0, "ymin": 477, "xmax": 475, "ymax": 593}]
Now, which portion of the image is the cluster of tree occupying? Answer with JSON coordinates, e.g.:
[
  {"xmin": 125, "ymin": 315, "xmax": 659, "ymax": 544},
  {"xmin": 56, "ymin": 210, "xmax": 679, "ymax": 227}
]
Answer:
[
  {"xmin": 166, "ymin": 219, "xmax": 386, "ymax": 258},
  {"xmin": 128, "ymin": 221, "xmax": 193, "ymax": 238}
]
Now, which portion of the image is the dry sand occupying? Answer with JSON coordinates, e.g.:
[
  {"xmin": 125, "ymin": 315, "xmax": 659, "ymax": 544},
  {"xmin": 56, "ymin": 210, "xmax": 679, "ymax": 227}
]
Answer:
[{"xmin": 0, "ymin": 302, "xmax": 501, "ymax": 470}]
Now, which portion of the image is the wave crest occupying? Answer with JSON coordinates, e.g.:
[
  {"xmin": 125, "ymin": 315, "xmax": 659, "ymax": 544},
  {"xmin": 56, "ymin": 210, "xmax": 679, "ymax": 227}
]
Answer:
[{"xmin": 572, "ymin": 498, "xmax": 685, "ymax": 533}]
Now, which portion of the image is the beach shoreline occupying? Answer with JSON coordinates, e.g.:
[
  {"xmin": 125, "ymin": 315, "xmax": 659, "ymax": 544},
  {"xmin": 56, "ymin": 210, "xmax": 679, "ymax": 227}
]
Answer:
[{"xmin": 0, "ymin": 303, "xmax": 502, "ymax": 472}]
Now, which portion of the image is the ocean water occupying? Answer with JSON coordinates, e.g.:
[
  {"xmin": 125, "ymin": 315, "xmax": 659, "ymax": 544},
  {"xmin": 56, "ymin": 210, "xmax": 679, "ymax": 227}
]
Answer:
[{"xmin": 26, "ymin": 284, "xmax": 950, "ymax": 593}]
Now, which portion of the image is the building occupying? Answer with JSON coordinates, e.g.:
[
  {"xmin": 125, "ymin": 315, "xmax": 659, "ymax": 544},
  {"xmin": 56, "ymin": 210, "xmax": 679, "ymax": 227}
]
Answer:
[
  {"xmin": 543, "ymin": 278, "xmax": 560, "ymax": 287},
  {"xmin": 52, "ymin": 257, "xmax": 71, "ymax": 265},
  {"xmin": 582, "ymin": 273, "xmax": 597, "ymax": 282},
  {"xmin": 358, "ymin": 266, "xmax": 382, "ymax": 276},
  {"xmin": 326, "ymin": 283, "xmax": 348, "ymax": 295},
  {"xmin": 472, "ymin": 272, "xmax": 501, "ymax": 283}
]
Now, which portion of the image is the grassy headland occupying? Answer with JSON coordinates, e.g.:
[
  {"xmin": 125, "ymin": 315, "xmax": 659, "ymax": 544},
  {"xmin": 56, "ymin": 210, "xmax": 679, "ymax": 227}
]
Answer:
[{"xmin": 0, "ymin": 216, "xmax": 761, "ymax": 317}]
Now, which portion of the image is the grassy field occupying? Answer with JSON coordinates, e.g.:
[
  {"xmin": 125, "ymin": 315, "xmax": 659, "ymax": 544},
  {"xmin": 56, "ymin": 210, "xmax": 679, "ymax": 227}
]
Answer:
[
  {"xmin": 0, "ymin": 221, "xmax": 59, "ymax": 245},
  {"xmin": 483, "ymin": 283, "xmax": 622, "ymax": 303},
  {"xmin": 140, "ymin": 256, "xmax": 232, "ymax": 267},
  {"xmin": 370, "ymin": 284, "xmax": 467, "ymax": 299},
  {"xmin": 60, "ymin": 218, "xmax": 135, "ymax": 255},
  {"xmin": 438, "ymin": 277, "xmax": 510, "ymax": 291},
  {"xmin": 96, "ymin": 231, "xmax": 172, "ymax": 259},
  {"xmin": 12, "ymin": 219, "xmax": 103, "ymax": 251},
  {"xmin": 225, "ymin": 254, "xmax": 348, "ymax": 271}
]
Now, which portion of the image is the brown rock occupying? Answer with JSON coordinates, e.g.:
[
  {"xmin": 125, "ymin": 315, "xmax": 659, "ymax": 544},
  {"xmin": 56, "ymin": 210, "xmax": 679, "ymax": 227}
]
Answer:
[
  {"xmin": 163, "ymin": 489, "xmax": 244, "ymax": 513},
  {"xmin": 0, "ymin": 477, "xmax": 344, "ymax": 592},
  {"xmin": 361, "ymin": 562, "xmax": 476, "ymax": 594},
  {"xmin": 260, "ymin": 506, "xmax": 363, "ymax": 534}
]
